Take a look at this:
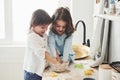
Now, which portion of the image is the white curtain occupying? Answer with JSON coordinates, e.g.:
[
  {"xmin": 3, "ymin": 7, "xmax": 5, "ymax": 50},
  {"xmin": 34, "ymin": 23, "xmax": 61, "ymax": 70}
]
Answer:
[{"xmin": 90, "ymin": 0, "xmax": 111, "ymax": 67}]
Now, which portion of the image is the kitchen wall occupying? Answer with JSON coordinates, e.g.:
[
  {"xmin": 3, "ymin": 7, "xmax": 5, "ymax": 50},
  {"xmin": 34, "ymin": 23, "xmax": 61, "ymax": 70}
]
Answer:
[
  {"xmin": 0, "ymin": 46, "xmax": 24, "ymax": 80},
  {"xmin": 72, "ymin": 0, "xmax": 94, "ymax": 45},
  {"xmin": 0, "ymin": 0, "xmax": 94, "ymax": 80}
]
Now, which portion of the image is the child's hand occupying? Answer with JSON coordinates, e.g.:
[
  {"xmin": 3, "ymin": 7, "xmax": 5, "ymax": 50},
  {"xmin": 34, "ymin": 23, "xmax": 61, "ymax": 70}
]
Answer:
[
  {"xmin": 52, "ymin": 58, "xmax": 60, "ymax": 64},
  {"xmin": 54, "ymin": 63, "xmax": 61, "ymax": 69},
  {"xmin": 56, "ymin": 56, "xmax": 63, "ymax": 63}
]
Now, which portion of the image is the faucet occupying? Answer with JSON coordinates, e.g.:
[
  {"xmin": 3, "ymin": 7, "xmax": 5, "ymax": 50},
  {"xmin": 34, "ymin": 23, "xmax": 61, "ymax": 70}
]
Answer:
[{"xmin": 75, "ymin": 20, "xmax": 90, "ymax": 47}]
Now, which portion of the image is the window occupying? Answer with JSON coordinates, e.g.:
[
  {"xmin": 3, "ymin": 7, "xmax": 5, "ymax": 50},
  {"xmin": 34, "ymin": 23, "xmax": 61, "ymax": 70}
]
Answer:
[
  {"xmin": 0, "ymin": 0, "xmax": 72, "ymax": 44},
  {"xmin": 0, "ymin": 0, "xmax": 5, "ymax": 39},
  {"xmin": 12, "ymin": 0, "xmax": 58, "ymax": 42}
]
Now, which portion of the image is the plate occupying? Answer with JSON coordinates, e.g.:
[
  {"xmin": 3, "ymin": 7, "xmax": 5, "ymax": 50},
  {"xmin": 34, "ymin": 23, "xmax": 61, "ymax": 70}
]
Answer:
[{"xmin": 72, "ymin": 44, "xmax": 89, "ymax": 59}]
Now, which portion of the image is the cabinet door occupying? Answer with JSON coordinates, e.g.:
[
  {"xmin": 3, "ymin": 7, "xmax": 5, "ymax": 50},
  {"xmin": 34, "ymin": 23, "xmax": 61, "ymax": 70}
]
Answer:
[{"xmin": 109, "ymin": 21, "xmax": 120, "ymax": 62}]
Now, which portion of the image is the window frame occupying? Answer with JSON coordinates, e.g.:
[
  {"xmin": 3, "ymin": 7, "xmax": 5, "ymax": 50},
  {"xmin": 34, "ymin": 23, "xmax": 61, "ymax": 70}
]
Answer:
[{"xmin": 0, "ymin": 0, "xmax": 13, "ymax": 44}]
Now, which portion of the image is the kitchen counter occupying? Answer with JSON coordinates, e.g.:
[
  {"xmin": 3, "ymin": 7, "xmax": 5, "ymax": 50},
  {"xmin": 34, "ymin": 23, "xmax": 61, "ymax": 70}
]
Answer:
[{"xmin": 42, "ymin": 59, "xmax": 98, "ymax": 80}]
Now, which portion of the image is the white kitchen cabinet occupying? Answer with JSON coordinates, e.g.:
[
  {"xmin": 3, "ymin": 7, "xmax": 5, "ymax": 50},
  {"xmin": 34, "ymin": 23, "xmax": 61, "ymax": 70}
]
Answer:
[
  {"xmin": 95, "ymin": 14, "xmax": 120, "ymax": 62},
  {"xmin": 109, "ymin": 21, "xmax": 120, "ymax": 62}
]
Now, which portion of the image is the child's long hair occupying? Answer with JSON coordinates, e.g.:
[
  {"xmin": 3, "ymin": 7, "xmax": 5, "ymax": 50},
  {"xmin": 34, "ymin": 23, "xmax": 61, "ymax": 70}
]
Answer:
[
  {"xmin": 51, "ymin": 7, "xmax": 75, "ymax": 39},
  {"xmin": 30, "ymin": 9, "xmax": 51, "ymax": 30}
]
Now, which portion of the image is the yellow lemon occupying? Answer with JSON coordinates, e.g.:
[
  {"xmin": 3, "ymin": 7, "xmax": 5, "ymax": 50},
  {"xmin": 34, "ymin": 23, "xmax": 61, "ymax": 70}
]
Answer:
[
  {"xmin": 84, "ymin": 69, "xmax": 94, "ymax": 75},
  {"xmin": 49, "ymin": 72, "xmax": 58, "ymax": 77}
]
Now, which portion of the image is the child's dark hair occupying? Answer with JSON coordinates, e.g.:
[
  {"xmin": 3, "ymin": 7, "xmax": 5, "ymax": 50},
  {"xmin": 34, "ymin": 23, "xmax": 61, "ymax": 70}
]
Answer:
[
  {"xmin": 51, "ymin": 7, "xmax": 75, "ymax": 38},
  {"xmin": 30, "ymin": 9, "xmax": 51, "ymax": 29}
]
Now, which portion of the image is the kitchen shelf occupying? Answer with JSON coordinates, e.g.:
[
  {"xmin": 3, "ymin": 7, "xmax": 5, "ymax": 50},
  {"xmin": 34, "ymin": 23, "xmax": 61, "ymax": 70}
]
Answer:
[{"xmin": 94, "ymin": 14, "xmax": 120, "ymax": 22}]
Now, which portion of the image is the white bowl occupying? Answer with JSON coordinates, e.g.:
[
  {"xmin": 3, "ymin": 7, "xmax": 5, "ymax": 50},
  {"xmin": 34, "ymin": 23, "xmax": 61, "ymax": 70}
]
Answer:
[{"xmin": 50, "ymin": 62, "xmax": 69, "ymax": 72}]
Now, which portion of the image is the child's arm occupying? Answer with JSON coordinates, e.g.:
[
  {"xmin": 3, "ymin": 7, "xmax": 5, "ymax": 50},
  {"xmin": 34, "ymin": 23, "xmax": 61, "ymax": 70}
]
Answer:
[
  {"xmin": 56, "ymin": 49, "xmax": 63, "ymax": 63},
  {"xmin": 45, "ymin": 51, "xmax": 59, "ymax": 64},
  {"xmin": 63, "ymin": 35, "xmax": 75, "ymax": 62},
  {"xmin": 48, "ymin": 31, "xmax": 57, "ymax": 58}
]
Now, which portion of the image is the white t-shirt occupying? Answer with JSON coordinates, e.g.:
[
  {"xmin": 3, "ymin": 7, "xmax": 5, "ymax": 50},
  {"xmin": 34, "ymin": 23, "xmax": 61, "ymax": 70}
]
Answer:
[{"xmin": 24, "ymin": 30, "xmax": 48, "ymax": 76}]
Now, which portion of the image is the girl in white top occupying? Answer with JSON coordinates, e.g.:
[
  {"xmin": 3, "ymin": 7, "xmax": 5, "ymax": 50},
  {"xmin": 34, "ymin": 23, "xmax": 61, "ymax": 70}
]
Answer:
[{"xmin": 23, "ymin": 9, "xmax": 60, "ymax": 80}]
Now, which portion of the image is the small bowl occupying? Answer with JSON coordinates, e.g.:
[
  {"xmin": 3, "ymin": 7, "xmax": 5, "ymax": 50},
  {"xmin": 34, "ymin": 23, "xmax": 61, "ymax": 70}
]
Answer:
[
  {"xmin": 50, "ymin": 62, "xmax": 69, "ymax": 73},
  {"xmin": 83, "ymin": 78, "xmax": 95, "ymax": 80}
]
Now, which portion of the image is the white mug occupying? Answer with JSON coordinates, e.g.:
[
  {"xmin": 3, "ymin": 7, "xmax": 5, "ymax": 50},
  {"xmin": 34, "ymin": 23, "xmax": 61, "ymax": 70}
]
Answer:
[{"xmin": 98, "ymin": 64, "xmax": 112, "ymax": 80}]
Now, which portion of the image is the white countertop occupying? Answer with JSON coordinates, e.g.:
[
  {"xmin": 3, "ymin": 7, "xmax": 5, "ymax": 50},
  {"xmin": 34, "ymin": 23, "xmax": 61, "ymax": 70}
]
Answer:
[
  {"xmin": 94, "ymin": 14, "xmax": 120, "ymax": 22},
  {"xmin": 42, "ymin": 59, "xmax": 98, "ymax": 80}
]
